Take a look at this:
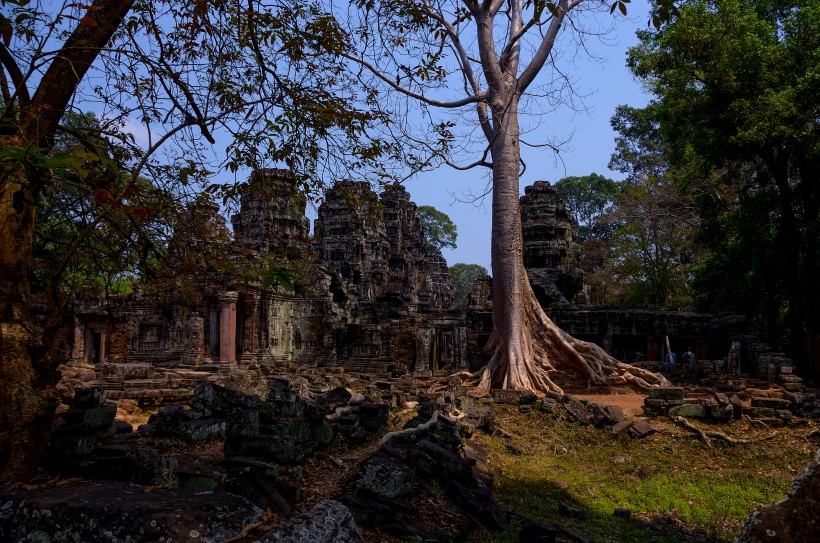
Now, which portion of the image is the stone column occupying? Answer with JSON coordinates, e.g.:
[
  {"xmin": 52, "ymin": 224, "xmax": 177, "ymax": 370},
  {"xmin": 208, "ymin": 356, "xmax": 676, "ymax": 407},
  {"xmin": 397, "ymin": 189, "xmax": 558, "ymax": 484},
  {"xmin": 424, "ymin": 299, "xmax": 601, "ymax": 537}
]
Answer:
[
  {"xmin": 414, "ymin": 328, "xmax": 432, "ymax": 377},
  {"xmin": 70, "ymin": 319, "xmax": 85, "ymax": 362},
  {"xmin": 219, "ymin": 292, "xmax": 239, "ymax": 364}
]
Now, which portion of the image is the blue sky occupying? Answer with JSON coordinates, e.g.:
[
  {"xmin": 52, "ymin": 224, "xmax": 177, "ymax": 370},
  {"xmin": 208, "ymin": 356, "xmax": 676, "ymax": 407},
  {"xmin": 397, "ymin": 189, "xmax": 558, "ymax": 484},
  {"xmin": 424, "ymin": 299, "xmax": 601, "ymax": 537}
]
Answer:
[{"xmin": 403, "ymin": 4, "xmax": 653, "ymax": 271}]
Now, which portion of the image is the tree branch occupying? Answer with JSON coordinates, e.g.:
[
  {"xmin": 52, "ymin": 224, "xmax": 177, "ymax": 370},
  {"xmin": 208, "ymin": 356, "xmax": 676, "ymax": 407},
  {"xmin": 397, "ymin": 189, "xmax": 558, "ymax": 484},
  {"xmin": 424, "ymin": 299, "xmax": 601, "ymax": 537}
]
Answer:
[
  {"xmin": 23, "ymin": 0, "xmax": 136, "ymax": 147},
  {"xmin": 339, "ymin": 50, "xmax": 485, "ymax": 109},
  {"xmin": 0, "ymin": 43, "xmax": 31, "ymax": 109},
  {"xmin": 518, "ymin": 0, "xmax": 583, "ymax": 94}
]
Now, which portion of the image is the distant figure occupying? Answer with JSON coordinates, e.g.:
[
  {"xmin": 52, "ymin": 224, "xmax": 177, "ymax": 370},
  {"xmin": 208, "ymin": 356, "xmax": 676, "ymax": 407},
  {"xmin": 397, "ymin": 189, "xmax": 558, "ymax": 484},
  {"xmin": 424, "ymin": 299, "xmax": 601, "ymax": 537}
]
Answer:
[{"xmin": 681, "ymin": 347, "xmax": 695, "ymax": 364}]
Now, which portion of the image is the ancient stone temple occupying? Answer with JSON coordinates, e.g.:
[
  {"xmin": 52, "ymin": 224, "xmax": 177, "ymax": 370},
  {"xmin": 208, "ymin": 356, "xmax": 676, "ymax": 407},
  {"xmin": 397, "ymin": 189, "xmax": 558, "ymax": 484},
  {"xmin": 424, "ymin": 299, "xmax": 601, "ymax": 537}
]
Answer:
[
  {"xmin": 66, "ymin": 171, "xmax": 464, "ymax": 377},
  {"xmin": 63, "ymin": 172, "xmax": 797, "ymax": 385},
  {"xmin": 520, "ymin": 181, "xmax": 586, "ymax": 306}
]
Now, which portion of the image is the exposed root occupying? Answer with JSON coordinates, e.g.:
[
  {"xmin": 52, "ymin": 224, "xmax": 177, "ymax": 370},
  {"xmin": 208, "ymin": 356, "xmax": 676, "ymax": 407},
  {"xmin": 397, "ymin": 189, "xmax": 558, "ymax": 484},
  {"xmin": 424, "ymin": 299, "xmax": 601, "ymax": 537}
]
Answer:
[
  {"xmin": 469, "ymin": 290, "xmax": 669, "ymax": 397},
  {"xmin": 673, "ymin": 416, "xmax": 713, "ymax": 447},
  {"xmin": 379, "ymin": 410, "xmax": 439, "ymax": 447},
  {"xmin": 672, "ymin": 416, "xmax": 778, "ymax": 447}
]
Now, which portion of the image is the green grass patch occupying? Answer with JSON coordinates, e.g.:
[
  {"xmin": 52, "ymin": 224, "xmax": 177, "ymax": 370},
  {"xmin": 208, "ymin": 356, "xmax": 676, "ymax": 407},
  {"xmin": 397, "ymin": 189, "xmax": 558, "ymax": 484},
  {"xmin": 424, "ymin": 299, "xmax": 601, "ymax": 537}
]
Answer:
[{"xmin": 477, "ymin": 405, "xmax": 816, "ymax": 543}]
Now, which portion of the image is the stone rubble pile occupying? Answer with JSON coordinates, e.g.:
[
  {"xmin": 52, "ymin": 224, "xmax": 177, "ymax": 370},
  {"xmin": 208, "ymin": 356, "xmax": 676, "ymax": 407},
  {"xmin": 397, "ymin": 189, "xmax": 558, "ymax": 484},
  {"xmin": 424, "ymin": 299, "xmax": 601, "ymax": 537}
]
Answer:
[
  {"xmin": 641, "ymin": 386, "xmax": 818, "ymax": 423},
  {"xmin": 341, "ymin": 401, "xmax": 505, "ymax": 541}
]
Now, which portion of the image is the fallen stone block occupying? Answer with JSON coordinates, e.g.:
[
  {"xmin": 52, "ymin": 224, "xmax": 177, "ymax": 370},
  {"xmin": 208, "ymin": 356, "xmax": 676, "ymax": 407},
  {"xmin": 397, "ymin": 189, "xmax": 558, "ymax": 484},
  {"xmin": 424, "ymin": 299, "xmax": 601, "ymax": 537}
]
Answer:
[
  {"xmin": 604, "ymin": 404, "xmax": 625, "ymax": 423},
  {"xmin": 74, "ymin": 387, "xmax": 106, "ymax": 409},
  {"xmin": 490, "ymin": 389, "xmax": 524, "ymax": 405},
  {"xmin": 0, "ymin": 480, "xmax": 261, "ymax": 542},
  {"xmin": 259, "ymin": 500, "xmax": 364, "ymax": 542},
  {"xmin": 408, "ymin": 439, "xmax": 473, "ymax": 482},
  {"xmin": 628, "ymin": 420, "xmax": 655, "ymax": 438},
  {"xmin": 563, "ymin": 398, "xmax": 592, "ymax": 425},
  {"xmin": 191, "ymin": 380, "xmax": 261, "ymax": 417},
  {"xmin": 751, "ymin": 397, "xmax": 791, "ymax": 410},
  {"xmin": 58, "ymin": 403, "xmax": 117, "ymax": 433},
  {"xmin": 611, "ymin": 419, "xmax": 633, "ymax": 436},
  {"xmin": 355, "ymin": 452, "xmax": 415, "ymax": 499},
  {"xmin": 736, "ymin": 448, "xmax": 820, "ymax": 543},
  {"xmin": 648, "ymin": 387, "xmax": 684, "ymax": 401},
  {"xmin": 668, "ymin": 404, "xmax": 707, "ymax": 418}
]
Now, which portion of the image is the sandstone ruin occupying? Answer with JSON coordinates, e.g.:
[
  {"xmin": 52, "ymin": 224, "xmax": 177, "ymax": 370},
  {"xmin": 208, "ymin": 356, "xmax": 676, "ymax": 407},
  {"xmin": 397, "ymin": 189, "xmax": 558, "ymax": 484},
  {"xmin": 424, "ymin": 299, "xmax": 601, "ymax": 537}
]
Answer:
[{"xmin": 61, "ymin": 170, "xmax": 801, "ymax": 390}]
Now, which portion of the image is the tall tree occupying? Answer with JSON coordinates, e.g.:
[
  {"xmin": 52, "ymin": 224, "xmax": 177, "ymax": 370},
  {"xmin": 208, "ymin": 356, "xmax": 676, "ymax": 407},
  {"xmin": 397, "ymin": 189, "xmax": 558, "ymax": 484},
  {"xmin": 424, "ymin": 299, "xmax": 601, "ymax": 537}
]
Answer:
[
  {"xmin": 555, "ymin": 173, "xmax": 621, "ymax": 242},
  {"xmin": 449, "ymin": 263, "xmax": 488, "ymax": 305},
  {"xmin": 418, "ymin": 204, "xmax": 458, "ymax": 251},
  {"xmin": 0, "ymin": 0, "xmax": 385, "ymax": 480},
  {"xmin": 608, "ymin": 104, "xmax": 701, "ymax": 307},
  {"xmin": 628, "ymin": 0, "xmax": 820, "ymax": 377},
  {"xmin": 340, "ymin": 0, "xmax": 669, "ymax": 394}
]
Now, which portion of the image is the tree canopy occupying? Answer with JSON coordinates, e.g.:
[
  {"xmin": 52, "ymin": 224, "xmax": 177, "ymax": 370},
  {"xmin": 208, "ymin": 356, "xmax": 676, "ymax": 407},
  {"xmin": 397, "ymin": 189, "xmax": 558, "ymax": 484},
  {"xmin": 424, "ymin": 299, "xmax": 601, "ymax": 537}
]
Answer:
[
  {"xmin": 418, "ymin": 205, "xmax": 457, "ymax": 252},
  {"xmin": 555, "ymin": 173, "xmax": 620, "ymax": 243},
  {"xmin": 0, "ymin": 0, "xmax": 388, "ymax": 481},
  {"xmin": 449, "ymin": 263, "xmax": 488, "ymax": 305},
  {"xmin": 626, "ymin": 0, "xmax": 820, "ymax": 376}
]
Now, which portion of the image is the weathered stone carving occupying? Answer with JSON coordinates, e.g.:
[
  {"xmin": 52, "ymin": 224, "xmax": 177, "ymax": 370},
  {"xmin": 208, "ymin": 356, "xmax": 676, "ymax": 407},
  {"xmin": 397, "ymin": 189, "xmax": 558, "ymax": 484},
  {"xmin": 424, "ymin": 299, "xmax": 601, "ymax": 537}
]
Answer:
[{"xmin": 520, "ymin": 180, "xmax": 586, "ymax": 306}]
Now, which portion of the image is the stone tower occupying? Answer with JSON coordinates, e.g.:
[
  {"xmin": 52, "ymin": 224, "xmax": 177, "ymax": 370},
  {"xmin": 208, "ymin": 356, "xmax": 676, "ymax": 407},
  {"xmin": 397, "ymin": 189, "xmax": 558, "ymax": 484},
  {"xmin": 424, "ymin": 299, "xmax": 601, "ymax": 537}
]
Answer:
[
  {"xmin": 231, "ymin": 169, "xmax": 310, "ymax": 253},
  {"xmin": 520, "ymin": 180, "xmax": 586, "ymax": 306}
]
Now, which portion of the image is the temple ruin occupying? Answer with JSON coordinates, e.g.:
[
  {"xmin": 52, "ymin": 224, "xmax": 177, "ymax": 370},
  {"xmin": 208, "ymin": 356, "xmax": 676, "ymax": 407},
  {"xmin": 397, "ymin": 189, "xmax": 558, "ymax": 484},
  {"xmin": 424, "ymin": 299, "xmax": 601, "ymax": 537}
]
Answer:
[{"xmin": 63, "ymin": 171, "xmax": 800, "ymax": 387}]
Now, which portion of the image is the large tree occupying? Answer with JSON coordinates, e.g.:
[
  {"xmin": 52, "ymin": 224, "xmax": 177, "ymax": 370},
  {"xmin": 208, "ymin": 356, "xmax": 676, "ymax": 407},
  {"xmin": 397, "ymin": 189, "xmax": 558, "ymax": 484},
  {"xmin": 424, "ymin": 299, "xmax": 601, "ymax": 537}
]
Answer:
[
  {"xmin": 418, "ymin": 204, "xmax": 458, "ymax": 251},
  {"xmin": 340, "ymin": 0, "xmax": 669, "ymax": 394},
  {"xmin": 608, "ymin": 104, "xmax": 702, "ymax": 307},
  {"xmin": 0, "ymin": 0, "xmax": 385, "ymax": 480},
  {"xmin": 627, "ymin": 0, "xmax": 820, "ymax": 377},
  {"xmin": 555, "ymin": 173, "xmax": 621, "ymax": 243}
]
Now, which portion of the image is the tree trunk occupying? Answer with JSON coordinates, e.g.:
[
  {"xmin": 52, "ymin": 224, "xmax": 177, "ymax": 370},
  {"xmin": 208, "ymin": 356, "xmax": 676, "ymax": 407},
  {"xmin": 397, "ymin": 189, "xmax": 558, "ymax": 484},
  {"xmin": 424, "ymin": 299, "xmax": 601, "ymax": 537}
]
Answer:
[
  {"xmin": 475, "ymin": 98, "xmax": 669, "ymax": 395},
  {"xmin": 0, "ymin": 168, "xmax": 58, "ymax": 481},
  {"xmin": 0, "ymin": 0, "xmax": 135, "ymax": 480}
]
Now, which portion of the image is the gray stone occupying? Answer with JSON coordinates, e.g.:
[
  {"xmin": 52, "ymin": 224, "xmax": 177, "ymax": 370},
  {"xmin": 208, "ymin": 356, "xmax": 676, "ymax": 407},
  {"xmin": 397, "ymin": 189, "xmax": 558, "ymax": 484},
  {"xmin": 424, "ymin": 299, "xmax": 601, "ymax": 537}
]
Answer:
[
  {"xmin": 648, "ymin": 387, "xmax": 684, "ymax": 401},
  {"xmin": 736, "ymin": 449, "xmax": 820, "ymax": 543},
  {"xmin": 563, "ymin": 398, "xmax": 592, "ymax": 425},
  {"xmin": 604, "ymin": 404, "xmax": 625, "ymax": 423},
  {"xmin": 180, "ymin": 418, "xmax": 227, "ymax": 441},
  {"xmin": 628, "ymin": 420, "xmax": 655, "ymax": 438},
  {"xmin": 74, "ymin": 387, "xmax": 106, "ymax": 409},
  {"xmin": 225, "ymin": 435, "xmax": 314, "ymax": 463},
  {"xmin": 491, "ymin": 389, "xmax": 524, "ymax": 404},
  {"xmin": 355, "ymin": 453, "xmax": 415, "ymax": 499},
  {"xmin": 751, "ymin": 397, "xmax": 791, "ymax": 410},
  {"xmin": 259, "ymin": 500, "xmax": 364, "ymax": 543},
  {"xmin": 190, "ymin": 380, "xmax": 262, "ymax": 417},
  {"xmin": 310, "ymin": 419, "xmax": 335, "ymax": 445},
  {"xmin": 0, "ymin": 479, "xmax": 262, "ymax": 542},
  {"xmin": 668, "ymin": 404, "xmax": 707, "ymax": 418},
  {"xmin": 134, "ymin": 455, "xmax": 179, "ymax": 487},
  {"xmin": 58, "ymin": 403, "xmax": 117, "ymax": 433},
  {"xmin": 611, "ymin": 419, "xmax": 633, "ymax": 436},
  {"xmin": 408, "ymin": 439, "xmax": 472, "ymax": 482}
]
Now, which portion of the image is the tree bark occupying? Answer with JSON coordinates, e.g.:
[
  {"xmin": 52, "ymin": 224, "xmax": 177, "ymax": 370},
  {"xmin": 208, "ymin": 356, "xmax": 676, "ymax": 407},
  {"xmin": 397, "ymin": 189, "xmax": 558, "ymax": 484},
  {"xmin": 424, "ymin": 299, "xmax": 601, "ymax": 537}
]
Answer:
[
  {"xmin": 0, "ymin": 0, "xmax": 134, "ymax": 480},
  {"xmin": 0, "ymin": 167, "xmax": 57, "ymax": 481},
  {"xmin": 475, "ymin": 97, "xmax": 668, "ymax": 395}
]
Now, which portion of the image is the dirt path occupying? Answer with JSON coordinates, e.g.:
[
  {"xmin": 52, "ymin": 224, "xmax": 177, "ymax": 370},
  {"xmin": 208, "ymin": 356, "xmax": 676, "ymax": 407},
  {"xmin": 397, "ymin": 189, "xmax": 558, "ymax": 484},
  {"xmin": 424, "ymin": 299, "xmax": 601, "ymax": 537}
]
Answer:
[{"xmin": 573, "ymin": 392, "xmax": 646, "ymax": 417}]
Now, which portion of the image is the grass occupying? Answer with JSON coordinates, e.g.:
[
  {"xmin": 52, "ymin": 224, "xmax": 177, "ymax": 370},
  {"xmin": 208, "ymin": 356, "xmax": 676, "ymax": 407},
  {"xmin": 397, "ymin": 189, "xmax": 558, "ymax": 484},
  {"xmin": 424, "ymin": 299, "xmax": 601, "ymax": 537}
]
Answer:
[{"xmin": 472, "ymin": 404, "xmax": 817, "ymax": 543}]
